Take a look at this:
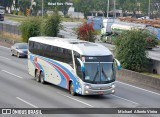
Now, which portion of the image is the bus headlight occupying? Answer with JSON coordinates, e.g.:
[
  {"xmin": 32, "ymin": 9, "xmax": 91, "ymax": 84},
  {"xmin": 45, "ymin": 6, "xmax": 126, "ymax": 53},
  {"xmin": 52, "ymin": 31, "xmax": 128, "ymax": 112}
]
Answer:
[
  {"xmin": 112, "ymin": 85, "xmax": 115, "ymax": 88},
  {"xmin": 85, "ymin": 84, "xmax": 92, "ymax": 89}
]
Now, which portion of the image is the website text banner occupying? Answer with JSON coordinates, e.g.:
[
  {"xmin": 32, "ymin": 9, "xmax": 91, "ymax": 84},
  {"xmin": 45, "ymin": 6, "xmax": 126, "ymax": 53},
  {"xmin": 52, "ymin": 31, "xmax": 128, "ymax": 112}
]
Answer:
[{"xmin": 0, "ymin": 108, "xmax": 160, "ymax": 114}]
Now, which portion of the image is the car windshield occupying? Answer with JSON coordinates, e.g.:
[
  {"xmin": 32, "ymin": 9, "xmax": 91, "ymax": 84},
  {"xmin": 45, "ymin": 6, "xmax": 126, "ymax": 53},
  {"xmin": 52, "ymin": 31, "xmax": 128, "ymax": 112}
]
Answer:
[
  {"xmin": 18, "ymin": 44, "xmax": 28, "ymax": 49},
  {"xmin": 82, "ymin": 56, "xmax": 115, "ymax": 84}
]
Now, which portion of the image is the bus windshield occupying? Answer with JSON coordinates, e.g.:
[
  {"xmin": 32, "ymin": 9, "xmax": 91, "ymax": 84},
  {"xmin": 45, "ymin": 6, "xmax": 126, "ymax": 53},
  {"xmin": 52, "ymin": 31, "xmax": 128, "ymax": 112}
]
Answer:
[{"xmin": 82, "ymin": 56, "xmax": 115, "ymax": 84}]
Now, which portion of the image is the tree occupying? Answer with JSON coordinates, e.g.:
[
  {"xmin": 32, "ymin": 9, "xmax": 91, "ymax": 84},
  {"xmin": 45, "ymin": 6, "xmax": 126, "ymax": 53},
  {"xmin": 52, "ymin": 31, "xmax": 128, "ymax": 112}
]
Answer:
[
  {"xmin": 73, "ymin": 0, "xmax": 93, "ymax": 18},
  {"xmin": 19, "ymin": 0, "xmax": 31, "ymax": 15},
  {"xmin": 32, "ymin": 0, "xmax": 41, "ymax": 16},
  {"xmin": 42, "ymin": 10, "xmax": 62, "ymax": 37},
  {"xmin": 115, "ymin": 29, "xmax": 149, "ymax": 72},
  {"xmin": 3, "ymin": 0, "xmax": 13, "ymax": 13}
]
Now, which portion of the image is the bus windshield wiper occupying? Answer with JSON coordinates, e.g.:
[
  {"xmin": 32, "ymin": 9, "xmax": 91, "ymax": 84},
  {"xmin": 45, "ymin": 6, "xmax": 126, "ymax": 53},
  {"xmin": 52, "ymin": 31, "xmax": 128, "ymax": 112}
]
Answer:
[
  {"xmin": 102, "ymin": 66, "xmax": 108, "ymax": 80},
  {"xmin": 93, "ymin": 65, "xmax": 99, "ymax": 82}
]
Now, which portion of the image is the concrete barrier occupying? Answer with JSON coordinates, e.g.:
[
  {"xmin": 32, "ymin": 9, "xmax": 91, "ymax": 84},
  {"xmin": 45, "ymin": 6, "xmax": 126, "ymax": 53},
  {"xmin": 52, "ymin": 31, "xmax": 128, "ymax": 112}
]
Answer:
[{"xmin": 116, "ymin": 68, "xmax": 160, "ymax": 90}]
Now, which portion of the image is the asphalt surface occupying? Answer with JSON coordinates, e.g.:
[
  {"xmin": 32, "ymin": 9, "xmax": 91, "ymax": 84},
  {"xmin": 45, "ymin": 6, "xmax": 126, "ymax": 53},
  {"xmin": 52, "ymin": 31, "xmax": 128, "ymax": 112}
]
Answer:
[{"xmin": 0, "ymin": 44, "xmax": 160, "ymax": 117}]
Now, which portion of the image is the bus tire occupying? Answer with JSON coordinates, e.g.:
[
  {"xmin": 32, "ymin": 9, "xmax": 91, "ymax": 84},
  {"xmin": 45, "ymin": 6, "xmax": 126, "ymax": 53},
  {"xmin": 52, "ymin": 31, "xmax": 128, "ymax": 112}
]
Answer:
[
  {"xmin": 35, "ymin": 70, "xmax": 40, "ymax": 82},
  {"xmin": 40, "ymin": 71, "xmax": 45, "ymax": 84},
  {"xmin": 70, "ymin": 82, "xmax": 76, "ymax": 96}
]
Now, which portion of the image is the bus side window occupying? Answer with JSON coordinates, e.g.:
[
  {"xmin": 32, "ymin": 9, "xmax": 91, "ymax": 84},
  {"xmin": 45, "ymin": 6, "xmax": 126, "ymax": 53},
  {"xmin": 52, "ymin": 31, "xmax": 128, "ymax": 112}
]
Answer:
[
  {"xmin": 74, "ymin": 51, "xmax": 82, "ymax": 78},
  {"xmin": 44, "ymin": 44, "xmax": 51, "ymax": 58},
  {"xmin": 75, "ymin": 59, "xmax": 83, "ymax": 79},
  {"xmin": 29, "ymin": 41, "xmax": 34, "ymax": 53}
]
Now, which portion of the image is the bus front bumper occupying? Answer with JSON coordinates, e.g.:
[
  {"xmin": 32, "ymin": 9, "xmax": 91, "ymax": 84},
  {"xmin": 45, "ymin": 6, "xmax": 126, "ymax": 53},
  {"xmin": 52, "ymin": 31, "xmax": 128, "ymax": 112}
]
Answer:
[{"xmin": 83, "ymin": 88, "xmax": 115, "ymax": 95}]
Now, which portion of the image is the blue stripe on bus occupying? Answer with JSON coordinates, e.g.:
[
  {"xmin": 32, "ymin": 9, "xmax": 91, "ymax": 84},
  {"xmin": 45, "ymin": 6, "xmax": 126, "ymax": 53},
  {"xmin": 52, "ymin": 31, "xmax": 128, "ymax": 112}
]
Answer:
[{"xmin": 30, "ymin": 54, "xmax": 82, "ymax": 94}]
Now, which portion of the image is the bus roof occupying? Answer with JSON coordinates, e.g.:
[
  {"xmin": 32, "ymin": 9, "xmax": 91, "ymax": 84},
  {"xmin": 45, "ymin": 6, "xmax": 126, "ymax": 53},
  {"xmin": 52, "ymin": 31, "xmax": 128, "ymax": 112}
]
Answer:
[{"xmin": 29, "ymin": 36, "xmax": 112, "ymax": 56}]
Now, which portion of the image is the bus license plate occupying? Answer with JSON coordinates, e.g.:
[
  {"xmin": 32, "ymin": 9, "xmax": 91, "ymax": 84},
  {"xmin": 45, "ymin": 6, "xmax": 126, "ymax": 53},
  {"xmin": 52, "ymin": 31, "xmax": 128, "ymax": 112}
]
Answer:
[{"xmin": 98, "ymin": 91, "xmax": 104, "ymax": 94}]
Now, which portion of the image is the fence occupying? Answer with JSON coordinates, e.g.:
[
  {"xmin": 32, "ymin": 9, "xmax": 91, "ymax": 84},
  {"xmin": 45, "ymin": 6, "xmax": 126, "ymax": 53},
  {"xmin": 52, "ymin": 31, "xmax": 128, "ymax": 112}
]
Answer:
[{"xmin": 0, "ymin": 22, "xmax": 21, "ymax": 35}]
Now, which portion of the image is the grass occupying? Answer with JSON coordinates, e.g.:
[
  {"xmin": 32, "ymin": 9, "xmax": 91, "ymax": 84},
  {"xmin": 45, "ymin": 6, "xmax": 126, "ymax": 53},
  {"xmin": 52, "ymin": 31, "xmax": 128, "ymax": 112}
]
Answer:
[
  {"xmin": 143, "ymin": 72, "xmax": 160, "ymax": 79},
  {"xmin": 5, "ymin": 14, "xmax": 27, "ymax": 22},
  {"xmin": 5, "ymin": 14, "xmax": 87, "ymax": 23},
  {"xmin": 0, "ymin": 32, "xmax": 22, "ymax": 42}
]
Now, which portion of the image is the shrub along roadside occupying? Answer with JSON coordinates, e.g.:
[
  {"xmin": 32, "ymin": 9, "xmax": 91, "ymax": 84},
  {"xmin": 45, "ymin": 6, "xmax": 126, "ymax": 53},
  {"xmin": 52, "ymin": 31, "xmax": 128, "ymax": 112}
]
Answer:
[
  {"xmin": 76, "ymin": 22, "xmax": 96, "ymax": 42},
  {"xmin": 19, "ymin": 10, "xmax": 62, "ymax": 42},
  {"xmin": 115, "ymin": 29, "xmax": 150, "ymax": 72},
  {"xmin": 19, "ymin": 17, "xmax": 42, "ymax": 42},
  {"xmin": 42, "ymin": 11, "xmax": 63, "ymax": 37}
]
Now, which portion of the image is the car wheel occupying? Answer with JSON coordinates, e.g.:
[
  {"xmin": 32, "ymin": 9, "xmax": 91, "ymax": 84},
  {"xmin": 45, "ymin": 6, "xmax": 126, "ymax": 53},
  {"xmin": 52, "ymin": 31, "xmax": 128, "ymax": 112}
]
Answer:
[
  {"xmin": 70, "ymin": 82, "xmax": 76, "ymax": 96},
  {"xmin": 35, "ymin": 70, "xmax": 40, "ymax": 82},
  {"xmin": 40, "ymin": 72, "xmax": 45, "ymax": 84},
  {"xmin": 17, "ymin": 52, "xmax": 20, "ymax": 58}
]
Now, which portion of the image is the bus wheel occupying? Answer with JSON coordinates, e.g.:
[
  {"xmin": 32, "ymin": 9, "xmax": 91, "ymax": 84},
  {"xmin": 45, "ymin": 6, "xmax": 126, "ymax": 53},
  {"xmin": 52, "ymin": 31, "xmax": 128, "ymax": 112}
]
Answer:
[
  {"xmin": 70, "ymin": 82, "xmax": 76, "ymax": 96},
  {"xmin": 40, "ymin": 72, "xmax": 45, "ymax": 84},
  {"xmin": 35, "ymin": 70, "xmax": 40, "ymax": 82}
]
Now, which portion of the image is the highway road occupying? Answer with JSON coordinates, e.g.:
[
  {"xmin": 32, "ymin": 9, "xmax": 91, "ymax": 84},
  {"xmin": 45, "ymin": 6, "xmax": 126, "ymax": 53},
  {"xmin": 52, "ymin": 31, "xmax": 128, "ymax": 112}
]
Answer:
[{"xmin": 0, "ymin": 45, "xmax": 160, "ymax": 117}]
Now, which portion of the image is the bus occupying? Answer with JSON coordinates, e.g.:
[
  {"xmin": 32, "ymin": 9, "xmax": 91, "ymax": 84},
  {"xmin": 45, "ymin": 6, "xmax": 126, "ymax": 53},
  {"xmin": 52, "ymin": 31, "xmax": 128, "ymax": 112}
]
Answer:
[
  {"xmin": 0, "ymin": 6, "xmax": 5, "ymax": 21},
  {"xmin": 28, "ymin": 36, "xmax": 120, "ymax": 95}
]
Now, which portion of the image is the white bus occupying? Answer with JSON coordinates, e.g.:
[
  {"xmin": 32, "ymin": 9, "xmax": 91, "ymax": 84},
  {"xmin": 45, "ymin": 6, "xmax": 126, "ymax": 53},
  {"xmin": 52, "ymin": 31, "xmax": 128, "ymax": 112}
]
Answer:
[{"xmin": 28, "ymin": 36, "xmax": 120, "ymax": 95}]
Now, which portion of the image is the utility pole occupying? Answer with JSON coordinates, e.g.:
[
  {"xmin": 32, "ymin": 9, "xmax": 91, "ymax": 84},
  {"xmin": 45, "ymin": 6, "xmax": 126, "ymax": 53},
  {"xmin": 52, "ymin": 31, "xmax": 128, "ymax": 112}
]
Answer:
[
  {"xmin": 148, "ymin": 0, "xmax": 150, "ymax": 18},
  {"xmin": 113, "ymin": 0, "xmax": 116, "ymax": 18},
  {"xmin": 107, "ymin": 0, "xmax": 109, "ymax": 18},
  {"xmin": 42, "ymin": 0, "xmax": 44, "ymax": 17}
]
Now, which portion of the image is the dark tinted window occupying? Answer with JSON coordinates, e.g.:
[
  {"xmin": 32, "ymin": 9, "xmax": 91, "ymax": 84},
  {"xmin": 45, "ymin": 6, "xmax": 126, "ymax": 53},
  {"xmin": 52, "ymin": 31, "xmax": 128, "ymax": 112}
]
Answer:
[
  {"xmin": 74, "ymin": 51, "xmax": 83, "ymax": 78},
  {"xmin": 29, "ymin": 41, "xmax": 74, "ymax": 64}
]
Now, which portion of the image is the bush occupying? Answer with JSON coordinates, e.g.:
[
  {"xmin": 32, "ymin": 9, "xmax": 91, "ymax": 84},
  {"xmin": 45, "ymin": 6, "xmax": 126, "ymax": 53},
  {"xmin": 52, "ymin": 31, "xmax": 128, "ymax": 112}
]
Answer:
[
  {"xmin": 42, "ymin": 10, "xmax": 62, "ymax": 37},
  {"xmin": 145, "ymin": 31, "xmax": 158, "ymax": 49},
  {"xmin": 76, "ymin": 22, "xmax": 96, "ymax": 42},
  {"xmin": 115, "ymin": 29, "xmax": 149, "ymax": 72},
  {"xmin": 19, "ymin": 17, "xmax": 41, "ymax": 42}
]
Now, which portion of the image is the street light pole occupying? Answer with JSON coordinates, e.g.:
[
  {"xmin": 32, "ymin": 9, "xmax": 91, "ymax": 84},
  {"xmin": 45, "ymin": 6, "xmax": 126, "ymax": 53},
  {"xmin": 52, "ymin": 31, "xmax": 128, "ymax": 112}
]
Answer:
[{"xmin": 107, "ymin": 0, "xmax": 109, "ymax": 18}]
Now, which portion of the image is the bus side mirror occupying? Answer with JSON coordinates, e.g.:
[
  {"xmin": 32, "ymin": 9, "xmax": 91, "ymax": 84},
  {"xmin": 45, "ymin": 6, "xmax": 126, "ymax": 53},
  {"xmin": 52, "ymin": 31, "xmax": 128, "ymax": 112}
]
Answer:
[
  {"xmin": 77, "ymin": 58, "xmax": 85, "ymax": 72},
  {"xmin": 114, "ymin": 58, "xmax": 121, "ymax": 70}
]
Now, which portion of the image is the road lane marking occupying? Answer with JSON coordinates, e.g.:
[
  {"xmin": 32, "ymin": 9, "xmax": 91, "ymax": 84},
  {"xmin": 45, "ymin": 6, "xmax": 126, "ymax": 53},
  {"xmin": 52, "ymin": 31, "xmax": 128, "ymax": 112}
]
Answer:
[
  {"xmin": 1, "ymin": 70, "xmax": 23, "ymax": 79},
  {"xmin": 0, "ymin": 56, "xmax": 11, "ymax": 60},
  {"xmin": 0, "ymin": 45, "xmax": 10, "ymax": 49},
  {"xmin": 111, "ymin": 95, "xmax": 139, "ymax": 105},
  {"xmin": 57, "ymin": 93, "xmax": 94, "ymax": 107},
  {"xmin": 16, "ymin": 97, "xmax": 38, "ymax": 108},
  {"xmin": 116, "ymin": 81, "xmax": 160, "ymax": 96}
]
